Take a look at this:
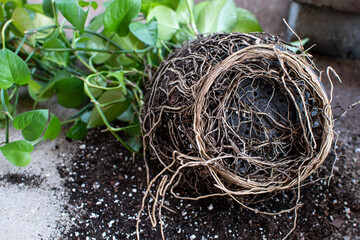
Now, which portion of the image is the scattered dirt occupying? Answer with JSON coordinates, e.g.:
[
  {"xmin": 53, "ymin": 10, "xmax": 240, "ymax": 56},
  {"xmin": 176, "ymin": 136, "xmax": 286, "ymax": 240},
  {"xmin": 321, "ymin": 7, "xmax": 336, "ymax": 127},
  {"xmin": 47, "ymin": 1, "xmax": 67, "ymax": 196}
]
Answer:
[
  {"xmin": 0, "ymin": 173, "xmax": 44, "ymax": 187},
  {"xmin": 56, "ymin": 54, "xmax": 360, "ymax": 240},
  {"xmin": 60, "ymin": 128, "xmax": 360, "ymax": 239}
]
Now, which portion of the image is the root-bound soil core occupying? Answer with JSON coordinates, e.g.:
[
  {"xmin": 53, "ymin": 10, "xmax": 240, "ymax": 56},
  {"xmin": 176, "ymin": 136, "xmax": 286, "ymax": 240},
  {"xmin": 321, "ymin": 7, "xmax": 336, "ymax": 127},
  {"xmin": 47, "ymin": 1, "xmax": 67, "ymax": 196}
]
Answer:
[{"xmin": 140, "ymin": 33, "xmax": 334, "ymax": 236}]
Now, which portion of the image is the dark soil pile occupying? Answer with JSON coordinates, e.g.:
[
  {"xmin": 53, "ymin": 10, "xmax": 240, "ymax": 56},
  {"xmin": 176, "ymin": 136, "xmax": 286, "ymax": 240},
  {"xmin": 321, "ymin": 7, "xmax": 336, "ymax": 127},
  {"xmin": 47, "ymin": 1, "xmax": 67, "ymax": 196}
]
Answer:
[{"xmin": 61, "ymin": 125, "xmax": 360, "ymax": 239}]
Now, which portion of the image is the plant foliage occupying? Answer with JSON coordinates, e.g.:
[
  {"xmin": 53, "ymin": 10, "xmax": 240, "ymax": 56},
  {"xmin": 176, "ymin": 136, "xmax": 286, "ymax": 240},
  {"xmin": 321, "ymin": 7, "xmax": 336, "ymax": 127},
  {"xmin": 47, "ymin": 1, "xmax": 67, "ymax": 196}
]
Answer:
[{"xmin": 0, "ymin": 0, "xmax": 262, "ymax": 166}]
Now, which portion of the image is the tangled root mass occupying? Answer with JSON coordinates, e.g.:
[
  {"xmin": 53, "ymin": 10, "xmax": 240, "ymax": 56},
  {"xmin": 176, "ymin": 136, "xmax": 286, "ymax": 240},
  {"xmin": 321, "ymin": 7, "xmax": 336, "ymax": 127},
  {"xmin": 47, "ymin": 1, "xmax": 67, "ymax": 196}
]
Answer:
[{"xmin": 141, "ymin": 33, "xmax": 333, "ymax": 200}]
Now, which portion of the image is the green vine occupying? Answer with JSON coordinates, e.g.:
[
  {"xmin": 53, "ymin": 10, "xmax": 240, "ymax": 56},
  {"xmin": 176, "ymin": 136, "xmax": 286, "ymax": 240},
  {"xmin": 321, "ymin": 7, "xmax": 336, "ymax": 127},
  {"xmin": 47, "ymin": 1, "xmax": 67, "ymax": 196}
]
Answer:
[{"xmin": 0, "ymin": 0, "xmax": 263, "ymax": 166}]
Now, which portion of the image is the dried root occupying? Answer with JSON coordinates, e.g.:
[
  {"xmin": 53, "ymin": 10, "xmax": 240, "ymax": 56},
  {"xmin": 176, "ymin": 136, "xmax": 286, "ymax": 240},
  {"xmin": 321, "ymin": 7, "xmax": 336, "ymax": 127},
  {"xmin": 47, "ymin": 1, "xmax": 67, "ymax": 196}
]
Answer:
[{"xmin": 137, "ymin": 33, "xmax": 334, "ymax": 239}]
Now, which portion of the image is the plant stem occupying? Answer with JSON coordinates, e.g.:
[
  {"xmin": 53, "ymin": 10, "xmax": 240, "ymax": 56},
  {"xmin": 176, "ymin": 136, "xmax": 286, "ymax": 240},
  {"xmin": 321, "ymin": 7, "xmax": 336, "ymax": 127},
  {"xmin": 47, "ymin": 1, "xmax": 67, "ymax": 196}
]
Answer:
[
  {"xmin": 51, "ymin": 3, "xmax": 95, "ymax": 73},
  {"xmin": 60, "ymin": 118, "xmax": 77, "ymax": 125},
  {"xmin": 110, "ymin": 131, "xmax": 136, "ymax": 153},
  {"xmin": 186, "ymin": 0, "xmax": 198, "ymax": 35},
  {"xmin": 32, "ymin": 73, "xmax": 51, "ymax": 82},
  {"xmin": 83, "ymin": 83, "xmax": 137, "ymax": 133},
  {"xmin": 40, "ymin": 46, "xmax": 152, "ymax": 54},
  {"xmin": 8, "ymin": 85, "xmax": 18, "ymax": 100},
  {"xmin": 66, "ymin": 102, "xmax": 93, "ymax": 121},
  {"xmin": 13, "ymin": 87, "xmax": 19, "ymax": 114},
  {"xmin": 24, "ymin": 50, "xmax": 35, "ymax": 63},
  {"xmin": 15, "ymin": 33, "xmax": 28, "ymax": 54},
  {"xmin": 1, "ymin": 89, "xmax": 9, "ymax": 143},
  {"xmin": 1, "ymin": 19, "xmax": 13, "ymax": 49},
  {"xmin": 64, "ymin": 66, "xmax": 86, "ymax": 77},
  {"xmin": 26, "ymin": 25, "xmax": 124, "ymax": 51}
]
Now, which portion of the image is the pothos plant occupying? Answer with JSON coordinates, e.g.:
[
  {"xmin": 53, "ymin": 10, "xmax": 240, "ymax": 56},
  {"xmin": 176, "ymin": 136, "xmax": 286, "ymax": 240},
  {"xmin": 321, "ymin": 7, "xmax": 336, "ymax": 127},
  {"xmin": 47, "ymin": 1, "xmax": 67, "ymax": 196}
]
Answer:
[{"xmin": 0, "ymin": 0, "xmax": 262, "ymax": 166}]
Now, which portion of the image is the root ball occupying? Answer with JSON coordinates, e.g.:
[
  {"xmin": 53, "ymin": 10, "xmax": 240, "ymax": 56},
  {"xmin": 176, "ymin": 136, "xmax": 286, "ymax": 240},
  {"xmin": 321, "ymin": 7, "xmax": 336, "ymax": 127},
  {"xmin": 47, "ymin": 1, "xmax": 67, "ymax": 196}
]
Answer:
[{"xmin": 141, "ymin": 33, "xmax": 333, "ymax": 199}]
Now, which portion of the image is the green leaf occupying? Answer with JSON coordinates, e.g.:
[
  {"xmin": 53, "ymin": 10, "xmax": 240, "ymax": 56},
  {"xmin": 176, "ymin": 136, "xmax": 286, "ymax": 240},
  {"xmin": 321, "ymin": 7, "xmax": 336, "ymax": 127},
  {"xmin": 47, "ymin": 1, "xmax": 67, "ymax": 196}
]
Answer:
[
  {"xmin": 216, "ymin": 0, "xmax": 237, "ymax": 32},
  {"xmin": 43, "ymin": 38, "xmax": 70, "ymax": 67},
  {"xmin": 130, "ymin": 18, "xmax": 158, "ymax": 46},
  {"xmin": 125, "ymin": 120, "xmax": 140, "ymax": 136},
  {"xmin": 232, "ymin": 8, "xmax": 262, "ymax": 33},
  {"xmin": 117, "ymin": 106, "xmax": 133, "ymax": 122},
  {"xmin": 13, "ymin": 109, "xmax": 49, "ymax": 141},
  {"xmin": 288, "ymin": 38, "xmax": 310, "ymax": 53},
  {"xmin": 25, "ymin": 4, "xmax": 44, "ymax": 13},
  {"xmin": 28, "ymin": 79, "xmax": 43, "ymax": 101},
  {"xmin": 126, "ymin": 135, "xmax": 141, "ymax": 152},
  {"xmin": 196, "ymin": 0, "xmax": 237, "ymax": 34},
  {"xmin": 54, "ymin": 77, "xmax": 86, "ymax": 108},
  {"xmin": 3, "ymin": 0, "xmax": 23, "ymax": 7},
  {"xmin": 176, "ymin": 0, "xmax": 193, "ymax": 25},
  {"xmin": 141, "ymin": 0, "xmax": 180, "ymax": 14},
  {"xmin": 173, "ymin": 29, "xmax": 193, "ymax": 43},
  {"xmin": 104, "ymin": 29, "xmax": 144, "ymax": 50},
  {"xmin": 44, "ymin": 114, "xmax": 61, "ymax": 140},
  {"xmin": 147, "ymin": 5, "xmax": 179, "ymax": 41},
  {"xmin": 86, "ymin": 74, "xmax": 106, "ymax": 99},
  {"xmin": 0, "ymin": 90, "xmax": 14, "ymax": 122},
  {"xmin": 104, "ymin": 0, "xmax": 141, "ymax": 37},
  {"xmin": 66, "ymin": 119, "xmax": 88, "ymax": 140},
  {"xmin": 33, "ymin": 70, "xmax": 72, "ymax": 103},
  {"xmin": 11, "ymin": 7, "xmax": 35, "ymax": 44},
  {"xmin": 194, "ymin": 1, "xmax": 209, "ymax": 22},
  {"xmin": 56, "ymin": 0, "xmax": 88, "ymax": 33},
  {"xmin": 0, "ymin": 49, "xmax": 30, "ymax": 89},
  {"xmin": 88, "ymin": 89, "xmax": 131, "ymax": 128},
  {"xmin": 42, "ymin": 0, "xmax": 55, "ymax": 18},
  {"xmin": 0, "ymin": 4, "xmax": 5, "ymax": 21},
  {"xmin": 86, "ymin": 36, "xmax": 112, "ymax": 64},
  {"xmin": 78, "ymin": 0, "xmax": 98, "ymax": 9},
  {"xmin": 0, "ymin": 140, "xmax": 33, "ymax": 167},
  {"xmin": 88, "ymin": 12, "xmax": 104, "ymax": 31},
  {"xmin": 33, "ymin": 13, "xmax": 55, "ymax": 39},
  {"xmin": 140, "ymin": 2, "xmax": 160, "ymax": 16},
  {"xmin": 107, "ymin": 71, "xmax": 127, "ymax": 95}
]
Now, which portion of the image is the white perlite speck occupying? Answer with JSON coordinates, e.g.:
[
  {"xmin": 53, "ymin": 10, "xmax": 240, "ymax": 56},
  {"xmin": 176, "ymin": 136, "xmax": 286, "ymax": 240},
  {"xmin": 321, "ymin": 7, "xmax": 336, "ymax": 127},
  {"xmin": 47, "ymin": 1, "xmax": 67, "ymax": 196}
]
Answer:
[{"xmin": 108, "ymin": 220, "xmax": 115, "ymax": 228}]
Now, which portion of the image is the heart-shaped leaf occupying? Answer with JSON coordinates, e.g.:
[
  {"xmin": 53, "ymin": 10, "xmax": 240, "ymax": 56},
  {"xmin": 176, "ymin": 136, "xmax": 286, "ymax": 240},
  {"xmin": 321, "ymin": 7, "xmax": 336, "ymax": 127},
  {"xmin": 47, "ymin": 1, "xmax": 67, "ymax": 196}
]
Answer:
[
  {"xmin": 141, "ymin": 0, "xmax": 180, "ymax": 15},
  {"xmin": 85, "ymin": 36, "xmax": 112, "ymax": 65},
  {"xmin": 87, "ymin": 89, "xmax": 131, "ymax": 128},
  {"xmin": 0, "ymin": 49, "xmax": 30, "ymax": 89},
  {"xmin": 216, "ymin": 0, "xmax": 237, "ymax": 33},
  {"xmin": 130, "ymin": 18, "xmax": 158, "ymax": 46},
  {"xmin": 104, "ymin": 0, "xmax": 141, "ymax": 37},
  {"xmin": 66, "ymin": 118, "xmax": 88, "ymax": 140},
  {"xmin": 196, "ymin": 0, "xmax": 237, "ymax": 34},
  {"xmin": 147, "ymin": 5, "xmax": 179, "ymax": 41},
  {"xmin": 13, "ymin": 109, "xmax": 49, "ymax": 141},
  {"xmin": 54, "ymin": 77, "xmax": 86, "ymax": 108},
  {"xmin": 33, "ymin": 13, "xmax": 55, "ymax": 39},
  {"xmin": 0, "ymin": 140, "xmax": 34, "ymax": 167},
  {"xmin": 56, "ymin": 0, "xmax": 88, "ymax": 33},
  {"xmin": 44, "ymin": 114, "xmax": 61, "ymax": 140},
  {"xmin": 42, "ymin": 0, "xmax": 55, "ymax": 18},
  {"xmin": 232, "ymin": 8, "xmax": 262, "ymax": 33},
  {"xmin": 176, "ymin": 0, "xmax": 193, "ymax": 25},
  {"xmin": 11, "ymin": 7, "xmax": 35, "ymax": 37},
  {"xmin": 43, "ymin": 38, "xmax": 70, "ymax": 67}
]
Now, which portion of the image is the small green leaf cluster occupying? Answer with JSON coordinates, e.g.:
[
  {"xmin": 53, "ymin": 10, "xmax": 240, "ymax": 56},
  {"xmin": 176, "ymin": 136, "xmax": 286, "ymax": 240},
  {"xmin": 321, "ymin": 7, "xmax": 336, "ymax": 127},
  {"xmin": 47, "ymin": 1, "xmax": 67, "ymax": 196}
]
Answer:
[{"xmin": 0, "ymin": 0, "xmax": 262, "ymax": 166}]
